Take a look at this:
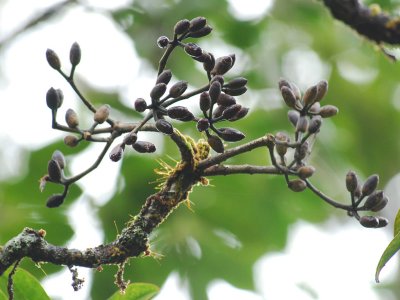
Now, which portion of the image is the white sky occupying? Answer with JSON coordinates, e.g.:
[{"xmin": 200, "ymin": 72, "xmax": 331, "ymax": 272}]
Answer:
[{"xmin": 0, "ymin": 0, "xmax": 398, "ymax": 300}]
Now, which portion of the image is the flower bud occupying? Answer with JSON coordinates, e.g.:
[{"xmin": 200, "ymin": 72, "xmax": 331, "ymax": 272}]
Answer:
[
  {"xmin": 197, "ymin": 118, "xmax": 210, "ymax": 131},
  {"xmin": 174, "ymin": 19, "xmax": 190, "ymax": 35},
  {"xmin": 46, "ymin": 194, "xmax": 65, "ymax": 208},
  {"xmin": 211, "ymin": 55, "xmax": 234, "ymax": 76},
  {"xmin": 188, "ymin": 25, "xmax": 213, "ymax": 38},
  {"xmin": 52, "ymin": 150, "xmax": 66, "ymax": 169},
  {"xmin": 65, "ymin": 108, "xmax": 79, "ymax": 128},
  {"xmin": 109, "ymin": 143, "xmax": 124, "ymax": 162},
  {"xmin": 189, "ymin": 16, "xmax": 207, "ymax": 32},
  {"xmin": 309, "ymin": 102, "xmax": 321, "ymax": 114},
  {"xmin": 46, "ymin": 87, "xmax": 63, "ymax": 110},
  {"xmin": 364, "ymin": 190, "xmax": 387, "ymax": 212},
  {"xmin": 298, "ymin": 166, "xmax": 315, "ymax": 179},
  {"xmin": 64, "ymin": 135, "xmax": 79, "ymax": 147},
  {"xmin": 202, "ymin": 52, "xmax": 215, "ymax": 72},
  {"xmin": 217, "ymin": 93, "xmax": 236, "ymax": 106},
  {"xmin": 223, "ymin": 86, "xmax": 247, "ymax": 96},
  {"xmin": 275, "ymin": 132, "xmax": 289, "ymax": 156},
  {"xmin": 207, "ymin": 135, "xmax": 224, "ymax": 153},
  {"xmin": 167, "ymin": 106, "xmax": 194, "ymax": 121},
  {"xmin": 315, "ymin": 80, "xmax": 328, "ymax": 102},
  {"xmin": 377, "ymin": 217, "xmax": 389, "ymax": 228},
  {"xmin": 169, "ymin": 81, "xmax": 188, "ymax": 98},
  {"xmin": 134, "ymin": 98, "xmax": 147, "ymax": 112},
  {"xmin": 209, "ymin": 81, "xmax": 222, "ymax": 103},
  {"xmin": 212, "ymin": 105, "xmax": 225, "ymax": 118},
  {"xmin": 184, "ymin": 43, "xmax": 203, "ymax": 57},
  {"xmin": 156, "ymin": 69, "xmax": 172, "ymax": 85},
  {"xmin": 287, "ymin": 110, "xmax": 300, "ymax": 127},
  {"xmin": 308, "ymin": 115, "xmax": 322, "ymax": 134},
  {"xmin": 156, "ymin": 119, "xmax": 174, "ymax": 135},
  {"xmin": 302, "ymin": 85, "xmax": 318, "ymax": 107},
  {"xmin": 319, "ymin": 105, "xmax": 339, "ymax": 118},
  {"xmin": 278, "ymin": 78, "xmax": 291, "ymax": 90},
  {"xmin": 281, "ymin": 86, "xmax": 297, "ymax": 109},
  {"xmin": 48, "ymin": 159, "xmax": 62, "ymax": 183},
  {"xmin": 360, "ymin": 216, "xmax": 379, "ymax": 228},
  {"xmin": 222, "ymin": 104, "xmax": 242, "ymax": 120},
  {"xmin": 362, "ymin": 174, "xmax": 379, "ymax": 197},
  {"xmin": 69, "ymin": 42, "xmax": 81, "ymax": 67},
  {"xmin": 345, "ymin": 171, "xmax": 358, "ymax": 193},
  {"xmin": 150, "ymin": 83, "xmax": 167, "ymax": 99},
  {"xmin": 296, "ymin": 116, "xmax": 308, "ymax": 133},
  {"xmin": 225, "ymin": 77, "xmax": 248, "ymax": 89},
  {"xmin": 94, "ymin": 104, "xmax": 110, "ymax": 124},
  {"xmin": 123, "ymin": 132, "xmax": 138, "ymax": 145},
  {"xmin": 46, "ymin": 49, "xmax": 61, "ymax": 70},
  {"xmin": 294, "ymin": 141, "xmax": 309, "ymax": 162},
  {"xmin": 210, "ymin": 75, "xmax": 224, "ymax": 85},
  {"xmin": 157, "ymin": 36, "xmax": 169, "ymax": 48},
  {"xmin": 132, "ymin": 141, "xmax": 156, "ymax": 153},
  {"xmin": 199, "ymin": 92, "xmax": 211, "ymax": 111},
  {"xmin": 228, "ymin": 106, "xmax": 249, "ymax": 121},
  {"xmin": 217, "ymin": 127, "xmax": 245, "ymax": 142},
  {"xmin": 288, "ymin": 179, "xmax": 307, "ymax": 192}
]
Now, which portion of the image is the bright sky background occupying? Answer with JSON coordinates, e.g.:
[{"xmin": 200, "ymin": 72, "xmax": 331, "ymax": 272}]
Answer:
[{"xmin": 0, "ymin": 0, "xmax": 398, "ymax": 299}]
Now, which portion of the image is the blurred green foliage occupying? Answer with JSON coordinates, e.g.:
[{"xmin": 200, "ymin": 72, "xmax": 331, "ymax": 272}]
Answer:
[{"xmin": 2, "ymin": 0, "xmax": 400, "ymax": 299}]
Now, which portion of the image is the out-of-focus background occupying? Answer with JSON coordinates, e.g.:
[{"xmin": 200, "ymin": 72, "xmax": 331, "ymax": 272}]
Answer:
[{"xmin": 0, "ymin": 0, "xmax": 400, "ymax": 299}]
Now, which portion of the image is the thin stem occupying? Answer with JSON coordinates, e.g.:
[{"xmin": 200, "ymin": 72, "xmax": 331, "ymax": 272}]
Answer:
[
  {"xmin": 203, "ymin": 164, "xmax": 281, "ymax": 176},
  {"xmin": 158, "ymin": 42, "xmax": 177, "ymax": 75},
  {"xmin": 161, "ymin": 84, "xmax": 209, "ymax": 107}
]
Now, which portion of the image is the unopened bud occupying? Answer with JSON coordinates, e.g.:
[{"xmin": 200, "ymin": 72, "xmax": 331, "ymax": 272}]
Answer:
[
  {"xmin": 228, "ymin": 106, "xmax": 249, "ymax": 121},
  {"xmin": 319, "ymin": 105, "xmax": 339, "ymax": 118},
  {"xmin": 46, "ymin": 194, "xmax": 65, "ymax": 208},
  {"xmin": 360, "ymin": 215, "xmax": 379, "ymax": 228},
  {"xmin": 315, "ymin": 80, "xmax": 328, "ymax": 102},
  {"xmin": 217, "ymin": 93, "xmax": 236, "ymax": 106},
  {"xmin": 169, "ymin": 81, "xmax": 188, "ymax": 98},
  {"xmin": 346, "ymin": 171, "xmax": 358, "ymax": 193},
  {"xmin": 207, "ymin": 135, "xmax": 224, "ymax": 153},
  {"xmin": 298, "ymin": 166, "xmax": 315, "ymax": 179},
  {"xmin": 46, "ymin": 87, "xmax": 63, "ymax": 110},
  {"xmin": 64, "ymin": 135, "xmax": 79, "ymax": 147},
  {"xmin": 156, "ymin": 69, "xmax": 172, "ymax": 85},
  {"xmin": 189, "ymin": 16, "xmax": 207, "ymax": 32},
  {"xmin": 275, "ymin": 132, "xmax": 289, "ymax": 156},
  {"xmin": 281, "ymin": 86, "xmax": 297, "ymax": 109},
  {"xmin": 308, "ymin": 115, "xmax": 322, "ymax": 134},
  {"xmin": 362, "ymin": 174, "xmax": 379, "ymax": 197},
  {"xmin": 288, "ymin": 179, "xmax": 307, "ymax": 192},
  {"xmin": 225, "ymin": 77, "xmax": 248, "ymax": 89},
  {"xmin": 174, "ymin": 19, "xmax": 190, "ymax": 35},
  {"xmin": 48, "ymin": 159, "xmax": 62, "ymax": 183},
  {"xmin": 134, "ymin": 98, "xmax": 147, "ymax": 112},
  {"xmin": 156, "ymin": 119, "xmax": 174, "ymax": 135},
  {"xmin": 294, "ymin": 141, "xmax": 309, "ymax": 162},
  {"xmin": 223, "ymin": 86, "xmax": 247, "ymax": 96},
  {"xmin": 150, "ymin": 83, "xmax": 167, "ymax": 99},
  {"xmin": 199, "ymin": 92, "xmax": 211, "ymax": 111},
  {"xmin": 211, "ymin": 55, "xmax": 234, "ymax": 76},
  {"xmin": 52, "ymin": 150, "xmax": 66, "ymax": 169},
  {"xmin": 188, "ymin": 25, "xmax": 213, "ymax": 38},
  {"xmin": 296, "ymin": 116, "xmax": 308, "ymax": 133},
  {"xmin": 157, "ymin": 36, "xmax": 169, "ymax": 48},
  {"xmin": 184, "ymin": 43, "xmax": 203, "ymax": 57},
  {"xmin": 46, "ymin": 49, "xmax": 61, "ymax": 70},
  {"xmin": 377, "ymin": 217, "xmax": 389, "ymax": 228},
  {"xmin": 202, "ymin": 52, "xmax": 215, "ymax": 72},
  {"xmin": 167, "ymin": 106, "xmax": 194, "ymax": 121},
  {"xmin": 364, "ymin": 190, "xmax": 388, "ymax": 212},
  {"xmin": 287, "ymin": 110, "xmax": 300, "ymax": 127},
  {"xmin": 69, "ymin": 42, "xmax": 81, "ymax": 67},
  {"xmin": 217, "ymin": 127, "xmax": 245, "ymax": 142},
  {"xmin": 303, "ymin": 85, "xmax": 318, "ymax": 107},
  {"xmin": 109, "ymin": 143, "xmax": 124, "ymax": 162},
  {"xmin": 222, "ymin": 104, "xmax": 242, "ymax": 120},
  {"xmin": 132, "ymin": 141, "xmax": 156, "ymax": 153},
  {"xmin": 123, "ymin": 132, "xmax": 138, "ymax": 145},
  {"xmin": 65, "ymin": 108, "xmax": 79, "ymax": 128},
  {"xmin": 94, "ymin": 104, "xmax": 110, "ymax": 124},
  {"xmin": 197, "ymin": 118, "xmax": 210, "ymax": 132},
  {"xmin": 209, "ymin": 81, "xmax": 222, "ymax": 103}
]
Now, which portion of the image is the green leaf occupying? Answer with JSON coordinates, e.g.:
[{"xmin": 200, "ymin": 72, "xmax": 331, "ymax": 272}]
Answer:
[
  {"xmin": 394, "ymin": 209, "xmax": 400, "ymax": 236},
  {"xmin": 0, "ymin": 268, "xmax": 50, "ymax": 300},
  {"xmin": 0, "ymin": 289, "xmax": 7, "ymax": 300},
  {"xmin": 375, "ymin": 229, "xmax": 400, "ymax": 283},
  {"xmin": 108, "ymin": 283, "xmax": 159, "ymax": 300}
]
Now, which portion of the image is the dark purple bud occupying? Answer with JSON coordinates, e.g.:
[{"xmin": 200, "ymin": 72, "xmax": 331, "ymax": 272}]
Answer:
[
  {"xmin": 123, "ymin": 132, "xmax": 138, "ymax": 146},
  {"xmin": 360, "ymin": 216, "xmax": 379, "ymax": 228},
  {"xmin": 223, "ymin": 86, "xmax": 247, "ymax": 96},
  {"xmin": 133, "ymin": 141, "xmax": 156, "ymax": 153},
  {"xmin": 46, "ymin": 87, "xmax": 63, "ymax": 110},
  {"xmin": 210, "ymin": 75, "xmax": 225, "ymax": 86},
  {"xmin": 211, "ymin": 55, "xmax": 234, "ymax": 76},
  {"xmin": 212, "ymin": 105, "xmax": 226, "ymax": 119},
  {"xmin": 188, "ymin": 25, "xmax": 213, "ymax": 38},
  {"xmin": 189, "ymin": 16, "xmax": 207, "ymax": 32},
  {"xmin": 287, "ymin": 110, "xmax": 299, "ymax": 127},
  {"xmin": 156, "ymin": 69, "xmax": 172, "ymax": 85},
  {"xmin": 203, "ymin": 52, "xmax": 215, "ymax": 72},
  {"xmin": 377, "ymin": 217, "xmax": 389, "ymax": 228},
  {"xmin": 200, "ymin": 92, "xmax": 211, "ymax": 111},
  {"xmin": 134, "ymin": 98, "xmax": 147, "ymax": 112},
  {"xmin": 150, "ymin": 83, "xmax": 167, "ymax": 99},
  {"xmin": 217, "ymin": 93, "xmax": 236, "ymax": 106},
  {"xmin": 184, "ymin": 43, "xmax": 203, "ymax": 57},
  {"xmin": 222, "ymin": 104, "xmax": 242, "ymax": 120},
  {"xmin": 174, "ymin": 19, "xmax": 190, "ymax": 35},
  {"xmin": 228, "ymin": 106, "xmax": 249, "ymax": 121},
  {"xmin": 209, "ymin": 81, "xmax": 222, "ymax": 103},
  {"xmin": 46, "ymin": 49, "xmax": 61, "ymax": 70},
  {"xmin": 302, "ymin": 85, "xmax": 318, "ymax": 107},
  {"xmin": 169, "ymin": 81, "xmax": 188, "ymax": 98},
  {"xmin": 156, "ymin": 119, "xmax": 174, "ymax": 135},
  {"xmin": 52, "ymin": 150, "xmax": 66, "ymax": 170},
  {"xmin": 281, "ymin": 86, "xmax": 297, "ymax": 108},
  {"xmin": 364, "ymin": 190, "xmax": 388, "ymax": 212},
  {"xmin": 157, "ymin": 36, "xmax": 169, "ymax": 48},
  {"xmin": 46, "ymin": 194, "xmax": 65, "ymax": 208},
  {"xmin": 197, "ymin": 118, "xmax": 210, "ymax": 132},
  {"xmin": 208, "ymin": 135, "xmax": 224, "ymax": 153},
  {"xmin": 217, "ymin": 127, "xmax": 245, "ymax": 142},
  {"xmin": 315, "ymin": 80, "xmax": 328, "ymax": 102},
  {"xmin": 346, "ymin": 171, "xmax": 358, "ymax": 193},
  {"xmin": 69, "ymin": 42, "xmax": 81, "ymax": 67},
  {"xmin": 48, "ymin": 159, "xmax": 62, "ymax": 183},
  {"xmin": 109, "ymin": 143, "xmax": 124, "ymax": 162},
  {"xmin": 167, "ymin": 106, "xmax": 194, "ymax": 121},
  {"xmin": 362, "ymin": 174, "xmax": 379, "ymax": 197},
  {"xmin": 225, "ymin": 77, "xmax": 247, "ymax": 89}
]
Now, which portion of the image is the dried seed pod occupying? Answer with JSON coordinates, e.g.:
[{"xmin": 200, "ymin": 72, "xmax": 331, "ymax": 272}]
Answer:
[
  {"xmin": 296, "ymin": 116, "xmax": 308, "ymax": 133},
  {"xmin": 288, "ymin": 179, "xmax": 307, "ymax": 192},
  {"xmin": 199, "ymin": 92, "xmax": 211, "ymax": 111},
  {"xmin": 222, "ymin": 104, "xmax": 242, "ymax": 120},
  {"xmin": 281, "ymin": 86, "xmax": 297, "ymax": 109},
  {"xmin": 94, "ymin": 104, "xmax": 110, "ymax": 124},
  {"xmin": 46, "ymin": 87, "xmax": 63, "ymax": 110},
  {"xmin": 46, "ymin": 49, "xmax": 61, "ymax": 70},
  {"xmin": 217, "ymin": 93, "xmax": 236, "ymax": 106},
  {"xmin": 197, "ymin": 118, "xmax": 210, "ymax": 131},
  {"xmin": 189, "ymin": 16, "xmax": 207, "ymax": 32},
  {"xmin": 109, "ymin": 143, "xmax": 124, "ymax": 162},
  {"xmin": 134, "ymin": 98, "xmax": 147, "ymax": 112},
  {"xmin": 150, "ymin": 83, "xmax": 167, "ymax": 99},
  {"xmin": 46, "ymin": 194, "xmax": 65, "ymax": 208},
  {"xmin": 294, "ymin": 141, "xmax": 309, "ymax": 162},
  {"xmin": 132, "ymin": 141, "xmax": 156, "ymax": 153},
  {"xmin": 123, "ymin": 132, "xmax": 138, "ymax": 146},
  {"xmin": 211, "ymin": 55, "xmax": 234, "ymax": 76},
  {"xmin": 207, "ymin": 135, "xmax": 224, "ymax": 153},
  {"xmin": 157, "ymin": 36, "xmax": 169, "ymax": 48},
  {"xmin": 298, "ymin": 166, "xmax": 315, "ymax": 179},
  {"xmin": 377, "ymin": 217, "xmax": 389, "ymax": 228},
  {"xmin": 69, "ymin": 42, "xmax": 81, "ymax": 67},
  {"xmin": 174, "ymin": 19, "xmax": 190, "ymax": 35},
  {"xmin": 228, "ymin": 106, "xmax": 249, "ymax": 121},
  {"xmin": 360, "ymin": 216, "xmax": 379, "ymax": 228},
  {"xmin": 308, "ymin": 115, "xmax": 322, "ymax": 134},
  {"xmin": 275, "ymin": 132, "xmax": 289, "ymax": 156},
  {"xmin": 156, "ymin": 119, "xmax": 174, "ymax": 135},
  {"xmin": 217, "ymin": 127, "xmax": 245, "ymax": 142},
  {"xmin": 188, "ymin": 25, "xmax": 212, "ymax": 38},
  {"xmin": 169, "ymin": 81, "xmax": 188, "ymax": 98},
  {"xmin": 48, "ymin": 159, "xmax": 62, "ymax": 183},
  {"xmin": 319, "ymin": 105, "xmax": 339, "ymax": 118},
  {"xmin": 303, "ymin": 84, "xmax": 318, "ymax": 107},
  {"xmin": 364, "ymin": 190, "xmax": 387, "ymax": 212},
  {"xmin": 167, "ymin": 106, "xmax": 194, "ymax": 120},
  {"xmin": 287, "ymin": 110, "xmax": 300, "ymax": 127},
  {"xmin": 209, "ymin": 81, "xmax": 222, "ymax": 103},
  {"xmin": 52, "ymin": 150, "xmax": 66, "ymax": 170},
  {"xmin": 224, "ymin": 86, "xmax": 247, "ymax": 96},
  {"xmin": 346, "ymin": 171, "xmax": 358, "ymax": 193},
  {"xmin": 156, "ymin": 69, "xmax": 172, "ymax": 85},
  {"xmin": 203, "ymin": 52, "xmax": 215, "ymax": 72},
  {"xmin": 362, "ymin": 174, "xmax": 379, "ymax": 197},
  {"xmin": 184, "ymin": 43, "xmax": 203, "ymax": 57},
  {"xmin": 65, "ymin": 108, "xmax": 79, "ymax": 128},
  {"xmin": 315, "ymin": 80, "xmax": 328, "ymax": 102},
  {"xmin": 225, "ymin": 77, "xmax": 248, "ymax": 89},
  {"xmin": 64, "ymin": 135, "xmax": 79, "ymax": 147}
]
